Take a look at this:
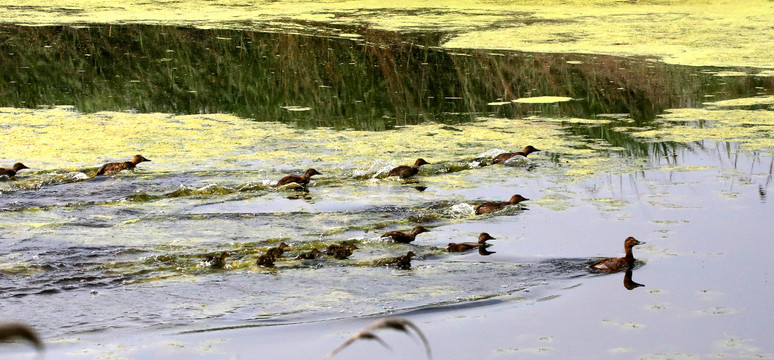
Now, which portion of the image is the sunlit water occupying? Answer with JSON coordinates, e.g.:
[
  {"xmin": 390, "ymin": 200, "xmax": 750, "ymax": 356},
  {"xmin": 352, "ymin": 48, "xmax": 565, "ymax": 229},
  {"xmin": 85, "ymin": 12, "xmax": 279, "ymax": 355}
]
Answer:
[{"xmin": 1, "ymin": 24, "xmax": 773, "ymax": 359}]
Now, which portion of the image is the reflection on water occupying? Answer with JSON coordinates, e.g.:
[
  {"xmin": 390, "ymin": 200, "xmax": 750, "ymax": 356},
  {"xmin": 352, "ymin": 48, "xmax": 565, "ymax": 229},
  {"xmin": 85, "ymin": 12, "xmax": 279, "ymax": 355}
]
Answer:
[
  {"xmin": 623, "ymin": 269, "xmax": 645, "ymax": 290},
  {"xmin": 0, "ymin": 24, "xmax": 770, "ymax": 131}
]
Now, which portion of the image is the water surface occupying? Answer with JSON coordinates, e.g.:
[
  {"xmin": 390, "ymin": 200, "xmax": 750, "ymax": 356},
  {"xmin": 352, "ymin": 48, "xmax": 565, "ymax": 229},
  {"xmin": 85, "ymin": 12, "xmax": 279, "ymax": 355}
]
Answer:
[{"xmin": 1, "ymin": 24, "xmax": 773, "ymax": 359}]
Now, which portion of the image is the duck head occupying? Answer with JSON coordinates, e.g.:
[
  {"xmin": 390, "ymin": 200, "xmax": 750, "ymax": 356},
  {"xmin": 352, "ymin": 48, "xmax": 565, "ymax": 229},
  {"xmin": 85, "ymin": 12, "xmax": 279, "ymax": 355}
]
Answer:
[
  {"xmin": 478, "ymin": 232, "xmax": 496, "ymax": 243},
  {"xmin": 509, "ymin": 194, "xmax": 529, "ymax": 204}
]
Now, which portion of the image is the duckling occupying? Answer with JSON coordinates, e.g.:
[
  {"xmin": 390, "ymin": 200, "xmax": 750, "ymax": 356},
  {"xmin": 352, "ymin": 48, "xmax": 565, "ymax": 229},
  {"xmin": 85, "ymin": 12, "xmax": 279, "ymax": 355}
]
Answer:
[
  {"xmin": 203, "ymin": 252, "xmax": 230, "ymax": 268},
  {"xmin": 446, "ymin": 232, "xmax": 495, "ymax": 252},
  {"xmin": 295, "ymin": 248, "xmax": 321, "ymax": 260},
  {"xmin": 266, "ymin": 243, "xmax": 289, "ymax": 259},
  {"xmin": 590, "ymin": 236, "xmax": 645, "ymax": 273},
  {"xmin": 331, "ymin": 244, "xmax": 358, "ymax": 260},
  {"xmin": 0, "ymin": 163, "xmax": 29, "ymax": 178},
  {"xmin": 383, "ymin": 251, "xmax": 416, "ymax": 270},
  {"xmin": 381, "ymin": 226, "xmax": 430, "ymax": 244},
  {"xmin": 492, "ymin": 145, "xmax": 541, "ymax": 164},
  {"xmin": 95, "ymin": 155, "xmax": 150, "ymax": 176},
  {"xmin": 325, "ymin": 241, "xmax": 357, "ymax": 255},
  {"xmin": 276, "ymin": 168, "xmax": 321, "ymax": 187},
  {"xmin": 387, "ymin": 158, "xmax": 429, "ymax": 179},
  {"xmin": 256, "ymin": 253, "xmax": 275, "ymax": 267},
  {"xmin": 474, "ymin": 194, "xmax": 528, "ymax": 215}
]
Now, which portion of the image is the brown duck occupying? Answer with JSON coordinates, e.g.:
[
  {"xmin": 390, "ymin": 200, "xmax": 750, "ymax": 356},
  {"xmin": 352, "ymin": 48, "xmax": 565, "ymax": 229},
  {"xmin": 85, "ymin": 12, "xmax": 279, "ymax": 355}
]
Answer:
[
  {"xmin": 325, "ymin": 241, "xmax": 358, "ymax": 256},
  {"xmin": 204, "ymin": 252, "xmax": 230, "ymax": 268},
  {"xmin": 266, "ymin": 243, "xmax": 289, "ymax": 259},
  {"xmin": 276, "ymin": 168, "xmax": 321, "ymax": 187},
  {"xmin": 447, "ymin": 232, "xmax": 495, "ymax": 252},
  {"xmin": 474, "ymin": 194, "xmax": 528, "ymax": 214},
  {"xmin": 95, "ymin": 155, "xmax": 150, "ymax": 176},
  {"xmin": 0, "ymin": 163, "xmax": 29, "ymax": 177},
  {"xmin": 295, "ymin": 248, "xmax": 321, "ymax": 260},
  {"xmin": 256, "ymin": 253, "xmax": 275, "ymax": 267},
  {"xmin": 590, "ymin": 237, "xmax": 645, "ymax": 273},
  {"xmin": 492, "ymin": 145, "xmax": 541, "ymax": 164},
  {"xmin": 387, "ymin": 158, "xmax": 429, "ymax": 179},
  {"xmin": 381, "ymin": 226, "xmax": 430, "ymax": 244},
  {"xmin": 331, "ymin": 244, "xmax": 358, "ymax": 260},
  {"xmin": 377, "ymin": 251, "xmax": 416, "ymax": 270}
]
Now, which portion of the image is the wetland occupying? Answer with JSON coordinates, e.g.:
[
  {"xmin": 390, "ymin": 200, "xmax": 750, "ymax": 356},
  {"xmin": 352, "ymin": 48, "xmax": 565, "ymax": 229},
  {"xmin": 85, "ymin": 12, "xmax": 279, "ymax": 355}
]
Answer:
[{"xmin": 1, "ymin": 13, "xmax": 773, "ymax": 360}]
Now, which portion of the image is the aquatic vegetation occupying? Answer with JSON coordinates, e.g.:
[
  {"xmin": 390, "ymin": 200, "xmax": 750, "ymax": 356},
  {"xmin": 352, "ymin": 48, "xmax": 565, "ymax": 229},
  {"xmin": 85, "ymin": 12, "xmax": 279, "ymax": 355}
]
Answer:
[{"xmin": 628, "ymin": 108, "xmax": 774, "ymax": 155}]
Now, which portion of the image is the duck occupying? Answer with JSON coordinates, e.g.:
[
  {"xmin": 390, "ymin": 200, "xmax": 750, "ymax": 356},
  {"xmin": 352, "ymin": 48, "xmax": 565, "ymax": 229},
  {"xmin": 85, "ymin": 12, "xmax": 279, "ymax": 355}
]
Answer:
[
  {"xmin": 331, "ymin": 244, "xmax": 358, "ymax": 260},
  {"xmin": 256, "ymin": 253, "xmax": 275, "ymax": 267},
  {"xmin": 295, "ymin": 248, "xmax": 321, "ymax": 260},
  {"xmin": 376, "ymin": 251, "xmax": 416, "ymax": 270},
  {"xmin": 381, "ymin": 226, "xmax": 430, "ymax": 244},
  {"xmin": 325, "ymin": 241, "xmax": 358, "ymax": 255},
  {"xmin": 95, "ymin": 155, "xmax": 150, "ymax": 176},
  {"xmin": 387, "ymin": 158, "xmax": 429, "ymax": 179},
  {"xmin": 276, "ymin": 168, "xmax": 321, "ymax": 187},
  {"xmin": 474, "ymin": 194, "xmax": 528, "ymax": 214},
  {"xmin": 203, "ymin": 252, "xmax": 230, "ymax": 268},
  {"xmin": 589, "ymin": 236, "xmax": 645, "ymax": 273},
  {"xmin": 266, "ymin": 243, "xmax": 289, "ymax": 259},
  {"xmin": 0, "ymin": 163, "xmax": 29, "ymax": 178},
  {"xmin": 446, "ymin": 232, "xmax": 495, "ymax": 252},
  {"xmin": 492, "ymin": 145, "xmax": 540, "ymax": 164}
]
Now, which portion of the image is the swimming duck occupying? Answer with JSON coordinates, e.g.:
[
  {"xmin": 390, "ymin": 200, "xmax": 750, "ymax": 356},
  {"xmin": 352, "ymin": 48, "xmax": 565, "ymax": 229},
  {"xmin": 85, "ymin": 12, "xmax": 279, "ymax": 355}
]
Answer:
[
  {"xmin": 446, "ymin": 232, "xmax": 495, "ymax": 252},
  {"xmin": 377, "ymin": 251, "xmax": 416, "ymax": 270},
  {"xmin": 204, "ymin": 252, "xmax": 230, "ymax": 268},
  {"xmin": 95, "ymin": 155, "xmax": 150, "ymax": 176},
  {"xmin": 492, "ymin": 145, "xmax": 541, "ymax": 164},
  {"xmin": 276, "ymin": 168, "xmax": 321, "ymax": 187},
  {"xmin": 0, "ymin": 163, "xmax": 29, "ymax": 177},
  {"xmin": 295, "ymin": 248, "xmax": 321, "ymax": 260},
  {"xmin": 474, "ymin": 194, "xmax": 528, "ymax": 214},
  {"xmin": 331, "ymin": 244, "xmax": 358, "ymax": 260},
  {"xmin": 381, "ymin": 226, "xmax": 430, "ymax": 244},
  {"xmin": 590, "ymin": 236, "xmax": 645, "ymax": 273},
  {"xmin": 387, "ymin": 158, "xmax": 429, "ymax": 179},
  {"xmin": 256, "ymin": 253, "xmax": 275, "ymax": 267},
  {"xmin": 325, "ymin": 241, "xmax": 358, "ymax": 256},
  {"xmin": 266, "ymin": 243, "xmax": 289, "ymax": 259}
]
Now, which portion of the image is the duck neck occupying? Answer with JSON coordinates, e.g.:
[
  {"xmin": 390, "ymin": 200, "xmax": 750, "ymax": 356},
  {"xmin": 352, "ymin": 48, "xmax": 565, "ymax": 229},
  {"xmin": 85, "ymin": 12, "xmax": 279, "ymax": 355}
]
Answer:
[{"xmin": 624, "ymin": 247, "xmax": 635, "ymax": 262}]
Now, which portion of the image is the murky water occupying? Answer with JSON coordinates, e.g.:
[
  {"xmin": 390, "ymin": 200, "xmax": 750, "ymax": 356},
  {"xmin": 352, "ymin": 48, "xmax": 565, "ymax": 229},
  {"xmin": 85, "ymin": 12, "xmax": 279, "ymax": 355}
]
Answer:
[{"xmin": 1, "ymin": 25, "xmax": 773, "ymax": 358}]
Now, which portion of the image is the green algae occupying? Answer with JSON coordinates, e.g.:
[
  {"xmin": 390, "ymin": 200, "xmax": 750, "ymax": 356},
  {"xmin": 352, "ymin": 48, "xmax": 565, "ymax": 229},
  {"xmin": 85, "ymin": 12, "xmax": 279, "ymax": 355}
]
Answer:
[
  {"xmin": 0, "ymin": 1, "xmax": 772, "ymax": 70},
  {"xmin": 628, "ymin": 108, "xmax": 774, "ymax": 155},
  {"xmin": 703, "ymin": 96, "xmax": 774, "ymax": 108},
  {"xmin": 513, "ymin": 96, "xmax": 573, "ymax": 104}
]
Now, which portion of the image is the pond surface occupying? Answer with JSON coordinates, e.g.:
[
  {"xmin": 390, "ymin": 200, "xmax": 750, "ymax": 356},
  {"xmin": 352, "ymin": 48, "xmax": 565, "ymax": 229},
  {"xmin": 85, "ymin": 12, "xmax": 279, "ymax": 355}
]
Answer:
[{"xmin": 0, "ymin": 25, "xmax": 773, "ymax": 359}]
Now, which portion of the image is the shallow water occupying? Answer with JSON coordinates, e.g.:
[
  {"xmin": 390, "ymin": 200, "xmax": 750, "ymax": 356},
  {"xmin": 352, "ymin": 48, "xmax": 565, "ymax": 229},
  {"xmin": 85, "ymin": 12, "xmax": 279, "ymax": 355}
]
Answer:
[{"xmin": 1, "ymin": 24, "xmax": 773, "ymax": 359}]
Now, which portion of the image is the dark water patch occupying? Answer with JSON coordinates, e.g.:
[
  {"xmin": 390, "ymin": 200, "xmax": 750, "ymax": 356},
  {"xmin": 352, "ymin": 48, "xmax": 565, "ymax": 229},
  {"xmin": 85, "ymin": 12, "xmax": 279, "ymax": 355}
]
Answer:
[{"xmin": 1, "ymin": 24, "xmax": 770, "ymax": 130}]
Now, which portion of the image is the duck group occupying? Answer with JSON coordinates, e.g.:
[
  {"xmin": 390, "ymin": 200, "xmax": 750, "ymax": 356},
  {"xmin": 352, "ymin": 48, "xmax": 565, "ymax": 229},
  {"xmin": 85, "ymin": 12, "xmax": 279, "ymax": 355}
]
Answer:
[{"xmin": 9, "ymin": 145, "xmax": 646, "ymax": 277}]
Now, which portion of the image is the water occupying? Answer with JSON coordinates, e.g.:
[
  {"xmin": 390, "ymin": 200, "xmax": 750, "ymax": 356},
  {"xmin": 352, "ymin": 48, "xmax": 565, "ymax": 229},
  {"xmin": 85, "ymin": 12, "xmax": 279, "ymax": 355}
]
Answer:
[{"xmin": 1, "ymin": 24, "xmax": 773, "ymax": 359}]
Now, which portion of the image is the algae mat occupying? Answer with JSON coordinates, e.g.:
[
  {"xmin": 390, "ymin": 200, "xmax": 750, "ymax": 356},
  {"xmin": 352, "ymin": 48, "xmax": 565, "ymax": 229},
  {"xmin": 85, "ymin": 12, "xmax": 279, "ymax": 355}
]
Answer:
[{"xmin": 0, "ymin": 0, "xmax": 773, "ymax": 68}]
